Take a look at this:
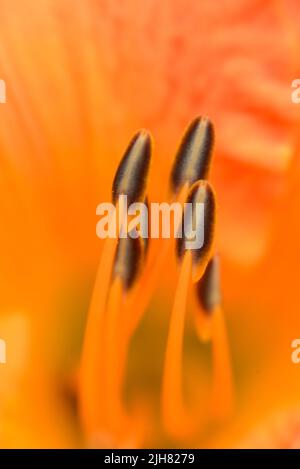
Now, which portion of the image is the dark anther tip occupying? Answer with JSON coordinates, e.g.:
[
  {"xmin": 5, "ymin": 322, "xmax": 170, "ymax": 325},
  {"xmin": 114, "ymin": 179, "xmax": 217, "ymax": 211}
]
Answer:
[
  {"xmin": 176, "ymin": 180, "xmax": 216, "ymax": 269},
  {"xmin": 196, "ymin": 254, "xmax": 221, "ymax": 314},
  {"xmin": 113, "ymin": 235, "xmax": 145, "ymax": 290},
  {"xmin": 170, "ymin": 116, "xmax": 214, "ymax": 195},
  {"xmin": 112, "ymin": 130, "xmax": 152, "ymax": 206}
]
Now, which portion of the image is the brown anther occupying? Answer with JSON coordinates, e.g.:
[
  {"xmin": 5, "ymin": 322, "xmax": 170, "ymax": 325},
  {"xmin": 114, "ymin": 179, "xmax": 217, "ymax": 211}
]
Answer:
[
  {"xmin": 170, "ymin": 117, "xmax": 214, "ymax": 195},
  {"xmin": 112, "ymin": 130, "xmax": 152, "ymax": 206}
]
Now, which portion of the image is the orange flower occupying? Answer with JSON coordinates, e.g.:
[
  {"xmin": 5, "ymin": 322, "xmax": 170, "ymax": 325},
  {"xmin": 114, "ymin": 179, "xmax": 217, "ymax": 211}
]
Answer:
[{"xmin": 0, "ymin": 0, "xmax": 299, "ymax": 448}]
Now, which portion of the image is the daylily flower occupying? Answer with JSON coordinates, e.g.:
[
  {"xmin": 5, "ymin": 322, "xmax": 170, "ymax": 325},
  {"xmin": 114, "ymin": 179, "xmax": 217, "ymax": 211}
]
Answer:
[{"xmin": 0, "ymin": 0, "xmax": 300, "ymax": 448}]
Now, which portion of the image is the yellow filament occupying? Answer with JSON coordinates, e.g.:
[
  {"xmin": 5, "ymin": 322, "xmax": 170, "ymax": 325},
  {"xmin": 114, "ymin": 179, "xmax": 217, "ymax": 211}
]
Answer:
[
  {"xmin": 79, "ymin": 236, "xmax": 117, "ymax": 434},
  {"xmin": 211, "ymin": 305, "xmax": 234, "ymax": 420},
  {"xmin": 193, "ymin": 308, "xmax": 212, "ymax": 343},
  {"xmin": 79, "ymin": 199, "xmax": 126, "ymax": 435},
  {"xmin": 104, "ymin": 277, "xmax": 126, "ymax": 430},
  {"xmin": 161, "ymin": 251, "xmax": 192, "ymax": 437}
]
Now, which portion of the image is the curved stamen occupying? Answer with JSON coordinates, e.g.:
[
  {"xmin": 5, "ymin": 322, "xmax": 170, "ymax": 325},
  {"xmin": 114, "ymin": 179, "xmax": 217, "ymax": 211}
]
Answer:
[
  {"xmin": 161, "ymin": 251, "xmax": 195, "ymax": 438},
  {"xmin": 196, "ymin": 255, "xmax": 234, "ymax": 420},
  {"xmin": 162, "ymin": 181, "xmax": 218, "ymax": 438},
  {"xmin": 104, "ymin": 235, "xmax": 147, "ymax": 433},
  {"xmin": 79, "ymin": 130, "xmax": 152, "ymax": 439}
]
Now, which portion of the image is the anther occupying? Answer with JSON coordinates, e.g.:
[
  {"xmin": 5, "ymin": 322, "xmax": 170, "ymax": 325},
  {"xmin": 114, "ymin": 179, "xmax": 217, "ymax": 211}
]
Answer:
[
  {"xmin": 176, "ymin": 180, "xmax": 216, "ymax": 282},
  {"xmin": 170, "ymin": 117, "xmax": 214, "ymax": 195}
]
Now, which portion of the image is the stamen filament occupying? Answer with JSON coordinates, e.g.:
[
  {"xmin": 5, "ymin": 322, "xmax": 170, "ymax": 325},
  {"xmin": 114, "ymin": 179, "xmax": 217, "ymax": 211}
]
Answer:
[
  {"xmin": 79, "ymin": 235, "xmax": 118, "ymax": 434},
  {"xmin": 104, "ymin": 277, "xmax": 126, "ymax": 430},
  {"xmin": 193, "ymin": 307, "xmax": 212, "ymax": 343},
  {"xmin": 79, "ymin": 200, "xmax": 125, "ymax": 435}
]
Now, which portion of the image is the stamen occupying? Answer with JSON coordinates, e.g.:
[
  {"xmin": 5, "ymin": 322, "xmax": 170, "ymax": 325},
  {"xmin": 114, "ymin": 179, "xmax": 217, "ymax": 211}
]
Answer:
[
  {"xmin": 196, "ymin": 254, "xmax": 221, "ymax": 314},
  {"xmin": 121, "ymin": 116, "xmax": 215, "ymax": 340},
  {"xmin": 162, "ymin": 184, "xmax": 217, "ymax": 438},
  {"xmin": 170, "ymin": 116, "xmax": 214, "ymax": 195},
  {"xmin": 104, "ymin": 235, "xmax": 146, "ymax": 431},
  {"xmin": 79, "ymin": 234, "xmax": 118, "ymax": 435},
  {"xmin": 123, "ymin": 184, "xmax": 189, "ymax": 340},
  {"xmin": 177, "ymin": 180, "xmax": 216, "ymax": 283},
  {"xmin": 79, "ymin": 130, "xmax": 152, "ymax": 438},
  {"xmin": 112, "ymin": 130, "xmax": 152, "ymax": 206},
  {"xmin": 103, "ymin": 277, "xmax": 125, "ymax": 430}
]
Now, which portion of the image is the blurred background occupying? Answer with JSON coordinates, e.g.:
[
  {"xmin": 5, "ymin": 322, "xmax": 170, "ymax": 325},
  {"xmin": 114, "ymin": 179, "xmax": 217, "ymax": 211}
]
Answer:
[{"xmin": 0, "ymin": 0, "xmax": 300, "ymax": 448}]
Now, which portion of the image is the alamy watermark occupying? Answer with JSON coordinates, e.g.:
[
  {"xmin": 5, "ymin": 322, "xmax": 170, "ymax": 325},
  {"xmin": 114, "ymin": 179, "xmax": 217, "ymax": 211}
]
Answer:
[
  {"xmin": 0, "ymin": 79, "xmax": 6, "ymax": 104},
  {"xmin": 291, "ymin": 339, "xmax": 300, "ymax": 364},
  {"xmin": 96, "ymin": 195, "xmax": 205, "ymax": 250}
]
